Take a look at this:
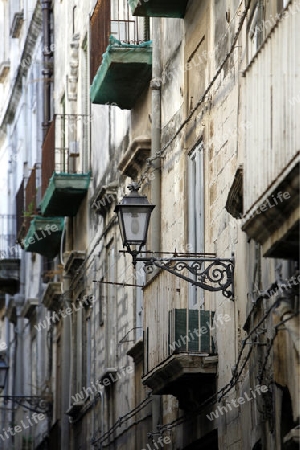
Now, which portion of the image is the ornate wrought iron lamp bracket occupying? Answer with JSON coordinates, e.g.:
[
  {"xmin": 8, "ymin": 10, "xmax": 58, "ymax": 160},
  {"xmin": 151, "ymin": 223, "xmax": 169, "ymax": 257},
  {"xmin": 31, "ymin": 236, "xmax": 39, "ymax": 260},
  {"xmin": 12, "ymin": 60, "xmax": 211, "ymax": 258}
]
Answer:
[
  {"xmin": 134, "ymin": 254, "xmax": 235, "ymax": 300},
  {"xmin": 0, "ymin": 395, "xmax": 52, "ymax": 414}
]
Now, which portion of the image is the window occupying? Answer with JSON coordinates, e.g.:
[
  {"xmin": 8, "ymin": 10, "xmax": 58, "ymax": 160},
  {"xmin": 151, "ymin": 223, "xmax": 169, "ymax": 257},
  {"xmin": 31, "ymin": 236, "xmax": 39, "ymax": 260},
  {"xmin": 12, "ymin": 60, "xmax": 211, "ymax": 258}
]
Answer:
[
  {"xmin": 188, "ymin": 142, "xmax": 205, "ymax": 308},
  {"xmin": 248, "ymin": 3, "xmax": 263, "ymax": 60}
]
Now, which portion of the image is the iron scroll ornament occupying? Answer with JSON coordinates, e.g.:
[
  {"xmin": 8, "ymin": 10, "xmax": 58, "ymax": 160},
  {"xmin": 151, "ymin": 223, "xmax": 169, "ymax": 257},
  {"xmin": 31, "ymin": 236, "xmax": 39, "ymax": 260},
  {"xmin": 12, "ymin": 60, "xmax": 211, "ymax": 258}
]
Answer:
[
  {"xmin": 0, "ymin": 395, "xmax": 52, "ymax": 414},
  {"xmin": 139, "ymin": 256, "xmax": 235, "ymax": 299}
]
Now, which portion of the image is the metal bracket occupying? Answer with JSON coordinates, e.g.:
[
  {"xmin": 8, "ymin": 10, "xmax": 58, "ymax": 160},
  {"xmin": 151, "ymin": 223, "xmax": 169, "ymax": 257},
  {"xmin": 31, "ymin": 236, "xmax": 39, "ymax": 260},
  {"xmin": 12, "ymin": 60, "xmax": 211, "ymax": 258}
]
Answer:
[
  {"xmin": 0, "ymin": 395, "xmax": 52, "ymax": 414},
  {"xmin": 134, "ymin": 254, "xmax": 235, "ymax": 300}
]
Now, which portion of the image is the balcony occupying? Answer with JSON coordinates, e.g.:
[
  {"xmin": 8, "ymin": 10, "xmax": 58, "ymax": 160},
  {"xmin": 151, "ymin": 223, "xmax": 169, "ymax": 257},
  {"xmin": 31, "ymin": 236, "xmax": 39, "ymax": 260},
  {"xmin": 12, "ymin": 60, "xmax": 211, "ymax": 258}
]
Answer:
[
  {"xmin": 40, "ymin": 172, "xmax": 90, "ymax": 217},
  {"xmin": 142, "ymin": 309, "xmax": 217, "ymax": 410},
  {"xmin": 128, "ymin": 0, "xmax": 189, "ymax": 18},
  {"xmin": 40, "ymin": 116, "xmax": 91, "ymax": 217},
  {"xmin": 23, "ymin": 216, "xmax": 64, "ymax": 259},
  {"xmin": 90, "ymin": 41, "xmax": 152, "ymax": 109},
  {"xmin": 0, "ymin": 215, "xmax": 20, "ymax": 295},
  {"xmin": 90, "ymin": 5, "xmax": 152, "ymax": 109}
]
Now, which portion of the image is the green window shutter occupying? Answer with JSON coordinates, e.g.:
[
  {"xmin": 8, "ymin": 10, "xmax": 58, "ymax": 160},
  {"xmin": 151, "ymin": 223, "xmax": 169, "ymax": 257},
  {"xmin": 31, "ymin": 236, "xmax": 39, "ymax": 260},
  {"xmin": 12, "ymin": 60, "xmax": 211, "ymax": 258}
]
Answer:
[
  {"xmin": 175, "ymin": 309, "xmax": 187, "ymax": 352},
  {"xmin": 188, "ymin": 309, "xmax": 199, "ymax": 352}
]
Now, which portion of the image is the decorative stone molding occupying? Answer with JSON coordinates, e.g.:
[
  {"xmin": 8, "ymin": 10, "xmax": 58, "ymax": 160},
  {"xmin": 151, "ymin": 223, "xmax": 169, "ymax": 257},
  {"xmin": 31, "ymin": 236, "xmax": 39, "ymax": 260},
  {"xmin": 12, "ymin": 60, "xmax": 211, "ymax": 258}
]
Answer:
[
  {"xmin": 42, "ymin": 282, "xmax": 62, "ymax": 312},
  {"xmin": 10, "ymin": 11, "xmax": 24, "ymax": 38},
  {"xmin": 226, "ymin": 165, "xmax": 243, "ymax": 219},
  {"xmin": 6, "ymin": 299, "xmax": 17, "ymax": 325},
  {"xmin": 0, "ymin": 2, "xmax": 42, "ymax": 134},
  {"xmin": 118, "ymin": 137, "xmax": 151, "ymax": 179},
  {"xmin": 0, "ymin": 62, "xmax": 10, "ymax": 83},
  {"xmin": 91, "ymin": 180, "xmax": 119, "ymax": 215},
  {"xmin": 64, "ymin": 251, "xmax": 85, "ymax": 276},
  {"xmin": 127, "ymin": 339, "xmax": 143, "ymax": 365},
  {"xmin": 22, "ymin": 298, "xmax": 39, "ymax": 320},
  {"xmin": 66, "ymin": 401, "xmax": 84, "ymax": 418}
]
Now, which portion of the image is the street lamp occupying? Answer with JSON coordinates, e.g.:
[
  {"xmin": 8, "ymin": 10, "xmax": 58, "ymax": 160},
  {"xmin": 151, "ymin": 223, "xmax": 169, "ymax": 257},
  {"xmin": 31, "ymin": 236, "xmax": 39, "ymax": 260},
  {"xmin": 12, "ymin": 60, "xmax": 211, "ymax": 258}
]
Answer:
[
  {"xmin": 115, "ymin": 184, "xmax": 235, "ymax": 299},
  {"xmin": 0, "ymin": 356, "xmax": 51, "ymax": 413},
  {"xmin": 114, "ymin": 183, "xmax": 155, "ymax": 264},
  {"xmin": 0, "ymin": 355, "xmax": 8, "ymax": 391}
]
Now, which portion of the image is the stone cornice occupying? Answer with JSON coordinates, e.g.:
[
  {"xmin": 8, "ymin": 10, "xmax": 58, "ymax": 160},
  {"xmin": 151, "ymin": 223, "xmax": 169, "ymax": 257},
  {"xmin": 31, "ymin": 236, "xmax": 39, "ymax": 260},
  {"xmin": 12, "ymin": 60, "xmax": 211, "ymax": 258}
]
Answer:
[{"xmin": 0, "ymin": 2, "xmax": 42, "ymax": 136}]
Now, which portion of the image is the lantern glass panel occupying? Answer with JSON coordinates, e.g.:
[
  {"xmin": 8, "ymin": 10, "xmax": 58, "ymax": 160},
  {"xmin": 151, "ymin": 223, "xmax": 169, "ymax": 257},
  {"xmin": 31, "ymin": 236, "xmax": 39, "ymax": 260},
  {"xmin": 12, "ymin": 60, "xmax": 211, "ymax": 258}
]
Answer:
[
  {"xmin": 122, "ymin": 206, "xmax": 150, "ymax": 245},
  {"xmin": 0, "ymin": 358, "xmax": 8, "ymax": 390}
]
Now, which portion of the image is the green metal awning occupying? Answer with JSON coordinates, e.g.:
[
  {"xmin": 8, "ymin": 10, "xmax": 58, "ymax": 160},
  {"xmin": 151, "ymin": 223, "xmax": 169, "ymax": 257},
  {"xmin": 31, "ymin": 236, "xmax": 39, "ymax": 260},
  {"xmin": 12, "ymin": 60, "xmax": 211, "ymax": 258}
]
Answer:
[
  {"xmin": 90, "ymin": 40, "xmax": 152, "ymax": 110},
  {"xmin": 128, "ymin": 0, "xmax": 188, "ymax": 18},
  {"xmin": 0, "ymin": 259, "xmax": 20, "ymax": 295},
  {"xmin": 23, "ymin": 216, "xmax": 65, "ymax": 259},
  {"xmin": 40, "ymin": 172, "xmax": 91, "ymax": 217}
]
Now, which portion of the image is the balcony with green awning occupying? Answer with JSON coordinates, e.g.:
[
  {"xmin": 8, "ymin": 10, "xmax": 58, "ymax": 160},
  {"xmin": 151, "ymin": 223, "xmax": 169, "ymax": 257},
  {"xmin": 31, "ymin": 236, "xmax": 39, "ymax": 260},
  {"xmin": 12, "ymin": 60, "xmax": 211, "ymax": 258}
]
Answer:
[
  {"xmin": 40, "ymin": 172, "xmax": 91, "ymax": 217},
  {"xmin": 128, "ymin": 0, "xmax": 188, "ymax": 18},
  {"xmin": 23, "ymin": 216, "xmax": 65, "ymax": 259},
  {"xmin": 90, "ymin": 39, "xmax": 152, "ymax": 110}
]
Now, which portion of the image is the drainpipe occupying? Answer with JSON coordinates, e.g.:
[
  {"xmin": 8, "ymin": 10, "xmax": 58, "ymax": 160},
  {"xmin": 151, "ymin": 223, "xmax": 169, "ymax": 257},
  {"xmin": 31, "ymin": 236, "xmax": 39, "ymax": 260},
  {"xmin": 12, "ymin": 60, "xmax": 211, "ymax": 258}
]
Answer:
[
  {"xmin": 41, "ymin": 0, "xmax": 52, "ymax": 138},
  {"xmin": 150, "ymin": 17, "xmax": 162, "ymax": 436},
  {"xmin": 150, "ymin": 18, "xmax": 161, "ymax": 255},
  {"xmin": 61, "ymin": 282, "xmax": 72, "ymax": 449}
]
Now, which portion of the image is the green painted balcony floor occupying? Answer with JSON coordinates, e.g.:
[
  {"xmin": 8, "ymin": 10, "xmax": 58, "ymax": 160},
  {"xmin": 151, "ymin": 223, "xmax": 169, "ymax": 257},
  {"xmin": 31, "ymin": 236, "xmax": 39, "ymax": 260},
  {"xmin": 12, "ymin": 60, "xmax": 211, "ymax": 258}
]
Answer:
[
  {"xmin": 40, "ymin": 172, "xmax": 91, "ymax": 217},
  {"xmin": 0, "ymin": 259, "xmax": 20, "ymax": 295},
  {"xmin": 23, "ymin": 216, "xmax": 64, "ymax": 259},
  {"xmin": 128, "ymin": 0, "xmax": 188, "ymax": 18},
  {"xmin": 90, "ymin": 41, "xmax": 152, "ymax": 110}
]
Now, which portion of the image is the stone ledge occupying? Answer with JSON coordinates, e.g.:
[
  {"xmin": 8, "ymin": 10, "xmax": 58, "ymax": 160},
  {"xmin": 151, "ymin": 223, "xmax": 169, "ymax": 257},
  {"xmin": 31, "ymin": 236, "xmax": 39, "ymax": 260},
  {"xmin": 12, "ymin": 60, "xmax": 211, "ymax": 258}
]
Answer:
[
  {"xmin": 22, "ymin": 298, "xmax": 39, "ymax": 320},
  {"xmin": 42, "ymin": 282, "xmax": 62, "ymax": 312},
  {"xmin": 118, "ymin": 137, "xmax": 151, "ymax": 179}
]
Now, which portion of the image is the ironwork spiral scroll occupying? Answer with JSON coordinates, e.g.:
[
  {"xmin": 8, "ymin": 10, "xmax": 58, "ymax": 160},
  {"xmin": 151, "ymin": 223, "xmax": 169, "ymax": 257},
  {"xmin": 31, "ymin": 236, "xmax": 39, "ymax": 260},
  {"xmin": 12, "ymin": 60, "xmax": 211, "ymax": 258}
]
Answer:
[
  {"xmin": 151, "ymin": 258, "xmax": 234, "ymax": 299},
  {"xmin": 1, "ymin": 396, "xmax": 52, "ymax": 414}
]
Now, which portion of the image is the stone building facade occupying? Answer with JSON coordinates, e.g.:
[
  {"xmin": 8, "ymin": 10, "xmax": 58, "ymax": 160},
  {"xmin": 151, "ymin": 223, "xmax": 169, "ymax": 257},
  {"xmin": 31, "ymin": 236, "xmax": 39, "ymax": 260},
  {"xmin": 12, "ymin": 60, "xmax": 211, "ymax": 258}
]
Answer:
[{"xmin": 0, "ymin": 0, "xmax": 298, "ymax": 449}]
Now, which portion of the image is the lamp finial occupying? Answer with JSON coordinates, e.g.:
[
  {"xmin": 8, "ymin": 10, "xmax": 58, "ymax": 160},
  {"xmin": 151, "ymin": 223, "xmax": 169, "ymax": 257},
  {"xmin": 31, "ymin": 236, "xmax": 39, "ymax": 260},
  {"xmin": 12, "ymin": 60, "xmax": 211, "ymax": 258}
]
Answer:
[{"xmin": 127, "ymin": 182, "xmax": 140, "ymax": 192}]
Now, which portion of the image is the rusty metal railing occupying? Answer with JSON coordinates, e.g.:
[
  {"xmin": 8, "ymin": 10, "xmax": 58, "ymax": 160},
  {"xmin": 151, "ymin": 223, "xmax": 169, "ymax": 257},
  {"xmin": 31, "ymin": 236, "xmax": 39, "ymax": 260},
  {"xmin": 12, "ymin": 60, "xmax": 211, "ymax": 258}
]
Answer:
[{"xmin": 41, "ymin": 120, "xmax": 55, "ymax": 198}]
